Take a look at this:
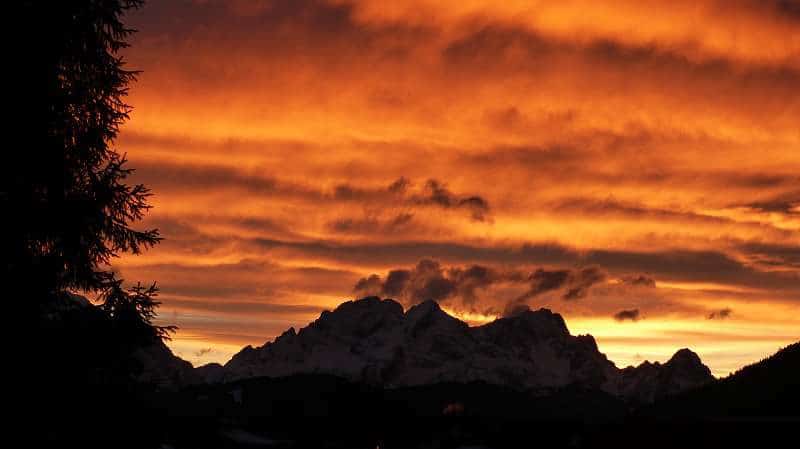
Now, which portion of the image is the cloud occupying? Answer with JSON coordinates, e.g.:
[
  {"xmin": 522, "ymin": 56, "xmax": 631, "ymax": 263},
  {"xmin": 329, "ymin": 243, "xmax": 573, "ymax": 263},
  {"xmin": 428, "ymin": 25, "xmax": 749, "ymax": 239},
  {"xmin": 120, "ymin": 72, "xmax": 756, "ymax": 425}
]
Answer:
[
  {"xmin": 139, "ymin": 215, "xmax": 800, "ymax": 297},
  {"xmin": 353, "ymin": 260, "xmax": 607, "ymax": 312},
  {"xmin": 747, "ymin": 199, "xmax": 800, "ymax": 214},
  {"xmin": 613, "ymin": 309, "xmax": 641, "ymax": 322},
  {"xmin": 327, "ymin": 212, "xmax": 415, "ymax": 234},
  {"xmin": 354, "ymin": 259, "xmax": 458, "ymax": 304},
  {"xmin": 582, "ymin": 249, "xmax": 800, "ymax": 291},
  {"xmin": 707, "ymin": 308, "xmax": 733, "ymax": 320},
  {"xmin": 348, "ymin": 0, "xmax": 800, "ymax": 69},
  {"xmin": 511, "ymin": 266, "xmax": 607, "ymax": 302},
  {"xmin": 620, "ymin": 275, "xmax": 657, "ymax": 288},
  {"xmin": 743, "ymin": 187, "xmax": 800, "ymax": 215},
  {"xmin": 119, "ymin": 258, "xmax": 362, "ymax": 304},
  {"xmin": 354, "ymin": 259, "xmax": 521, "ymax": 307},
  {"xmin": 525, "ymin": 269, "xmax": 571, "ymax": 296},
  {"xmin": 353, "ymin": 273, "xmax": 383, "ymax": 295},
  {"xmin": 410, "ymin": 179, "xmax": 491, "ymax": 221},
  {"xmin": 737, "ymin": 242, "xmax": 800, "ymax": 269},
  {"xmin": 133, "ymin": 161, "xmax": 490, "ymax": 223},
  {"xmin": 194, "ymin": 347, "xmax": 214, "ymax": 357},
  {"xmin": 562, "ymin": 267, "xmax": 607, "ymax": 300},
  {"xmin": 163, "ymin": 298, "xmax": 324, "ymax": 316}
]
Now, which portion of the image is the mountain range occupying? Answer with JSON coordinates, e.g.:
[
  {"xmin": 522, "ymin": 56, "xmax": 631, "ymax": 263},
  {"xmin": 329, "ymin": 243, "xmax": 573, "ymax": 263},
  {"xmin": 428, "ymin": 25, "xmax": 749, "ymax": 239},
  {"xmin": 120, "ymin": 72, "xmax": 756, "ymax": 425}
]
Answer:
[
  {"xmin": 50, "ymin": 292, "xmax": 799, "ymax": 412},
  {"xmin": 38, "ymin": 293, "xmax": 798, "ymax": 448},
  {"xmin": 192, "ymin": 296, "xmax": 713, "ymax": 403}
]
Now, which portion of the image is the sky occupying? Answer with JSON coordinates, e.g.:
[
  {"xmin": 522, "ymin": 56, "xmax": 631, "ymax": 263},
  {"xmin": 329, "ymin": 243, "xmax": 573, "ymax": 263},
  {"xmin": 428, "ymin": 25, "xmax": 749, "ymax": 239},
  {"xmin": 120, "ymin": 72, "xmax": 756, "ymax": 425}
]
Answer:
[{"xmin": 116, "ymin": 0, "xmax": 800, "ymax": 376}]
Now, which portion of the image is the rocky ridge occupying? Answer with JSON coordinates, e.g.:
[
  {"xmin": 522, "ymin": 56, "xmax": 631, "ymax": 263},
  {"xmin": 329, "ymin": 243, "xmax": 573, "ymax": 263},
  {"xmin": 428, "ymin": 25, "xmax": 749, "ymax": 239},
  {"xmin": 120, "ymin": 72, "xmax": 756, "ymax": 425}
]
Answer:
[{"xmin": 220, "ymin": 296, "xmax": 714, "ymax": 402}]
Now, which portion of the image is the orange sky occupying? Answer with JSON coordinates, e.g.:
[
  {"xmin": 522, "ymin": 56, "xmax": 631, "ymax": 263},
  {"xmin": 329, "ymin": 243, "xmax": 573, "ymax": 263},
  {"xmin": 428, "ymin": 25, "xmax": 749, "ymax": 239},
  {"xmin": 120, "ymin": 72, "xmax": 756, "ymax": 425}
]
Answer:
[{"xmin": 116, "ymin": 0, "xmax": 800, "ymax": 376}]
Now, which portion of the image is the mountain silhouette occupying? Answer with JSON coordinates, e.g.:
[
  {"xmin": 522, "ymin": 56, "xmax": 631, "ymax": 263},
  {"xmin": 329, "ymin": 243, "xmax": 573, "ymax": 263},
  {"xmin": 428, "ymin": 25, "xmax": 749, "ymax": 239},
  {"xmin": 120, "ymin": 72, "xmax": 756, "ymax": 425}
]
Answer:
[
  {"xmin": 39, "ymin": 292, "xmax": 197, "ymax": 388},
  {"xmin": 646, "ymin": 340, "xmax": 800, "ymax": 417},
  {"xmin": 214, "ymin": 296, "xmax": 713, "ymax": 402}
]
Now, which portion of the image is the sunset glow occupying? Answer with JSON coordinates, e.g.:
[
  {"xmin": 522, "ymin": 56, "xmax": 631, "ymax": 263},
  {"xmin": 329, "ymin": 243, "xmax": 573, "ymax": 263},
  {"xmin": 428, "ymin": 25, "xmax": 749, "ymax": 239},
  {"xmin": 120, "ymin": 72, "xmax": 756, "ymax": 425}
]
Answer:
[{"xmin": 118, "ymin": 0, "xmax": 800, "ymax": 374}]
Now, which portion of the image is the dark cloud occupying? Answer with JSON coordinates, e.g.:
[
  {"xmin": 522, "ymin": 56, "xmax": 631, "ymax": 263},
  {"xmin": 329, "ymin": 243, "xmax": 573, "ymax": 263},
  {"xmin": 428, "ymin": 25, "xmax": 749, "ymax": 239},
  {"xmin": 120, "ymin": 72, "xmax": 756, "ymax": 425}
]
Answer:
[
  {"xmin": 620, "ymin": 275, "xmax": 657, "ymax": 288},
  {"xmin": 582, "ymin": 249, "xmax": 800, "ymax": 291},
  {"xmin": 131, "ymin": 160, "xmax": 313, "ymax": 198},
  {"xmin": 551, "ymin": 197, "xmax": 737, "ymax": 226},
  {"xmin": 548, "ymin": 197, "xmax": 794, "ymax": 239},
  {"xmin": 383, "ymin": 269, "xmax": 412, "ymax": 297},
  {"xmin": 354, "ymin": 259, "xmax": 514, "ymax": 306},
  {"xmin": 149, "ymin": 217, "xmax": 800, "ymax": 295},
  {"xmin": 451, "ymin": 264, "xmax": 506, "ymax": 303},
  {"xmin": 135, "ymin": 161, "xmax": 490, "ymax": 222},
  {"xmin": 738, "ymin": 241, "xmax": 800, "ymax": 269},
  {"xmin": 412, "ymin": 179, "xmax": 491, "ymax": 221},
  {"xmin": 740, "ymin": 190, "xmax": 800, "ymax": 214},
  {"xmin": 442, "ymin": 25, "xmax": 554, "ymax": 72},
  {"xmin": 707, "ymin": 308, "xmax": 733, "ymax": 320},
  {"xmin": 441, "ymin": 22, "xmax": 800, "ymax": 102},
  {"xmin": 514, "ymin": 268, "xmax": 569, "ymax": 302},
  {"xmin": 401, "ymin": 259, "xmax": 456, "ymax": 303},
  {"xmin": 738, "ymin": 0, "xmax": 800, "ymax": 21},
  {"xmin": 354, "ymin": 259, "xmax": 455, "ymax": 304},
  {"xmin": 354, "ymin": 260, "xmax": 607, "ymax": 311},
  {"xmin": 353, "ymin": 274, "xmax": 383, "ymax": 296},
  {"xmin": 514, "ymin": 266, "xmax": 607, "ymax": 302},
  {"xmin": 130, "ymin": 0, "xmax": 430, "ymax": 65},
  {"xmin": 747, "ymin": 200, "xmax": 800, "ymax": 214},
  {"xmin": 388, "ymin": 176, "xmax": 411, "ymax": 194},
  {"xmin": 327, "ymin": 212, "xmax": 415, "ymax": 234},
  {"xmin": 459, "ymin": 140, "xmax": 800, "ymax": 202},
  {"xmin": 613, "ymin": 309, "xmax": 641, "ymax": 322},
  {"xmin": 482, "ymin": 106, "xmax": 579, "ymax": 133},
  {"xmin": 528, "ymin": 268, "xmax": 571, "ymax": 292},
  {"xmin": 280, "ymin": 238, "xmax": 571, "ymax": 269},
  {"xmin": 563, "ymin": 267, "xmax": 607, "ymax": 300}
]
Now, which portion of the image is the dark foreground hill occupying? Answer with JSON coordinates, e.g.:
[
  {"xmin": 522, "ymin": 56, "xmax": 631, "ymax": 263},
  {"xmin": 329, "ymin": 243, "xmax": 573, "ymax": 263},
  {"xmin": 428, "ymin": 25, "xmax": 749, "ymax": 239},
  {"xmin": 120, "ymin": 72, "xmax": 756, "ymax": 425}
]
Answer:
[
  {"xmin": 645, "ymin": 341, "xmax": 800, "ymax": 418},
  {"xmin": 24, "ymin": 293, "xmax": 195, "ymax": 448},
  {"xmin": 154, "ymin": 369, "xmax": 798, "ymax": 449}
]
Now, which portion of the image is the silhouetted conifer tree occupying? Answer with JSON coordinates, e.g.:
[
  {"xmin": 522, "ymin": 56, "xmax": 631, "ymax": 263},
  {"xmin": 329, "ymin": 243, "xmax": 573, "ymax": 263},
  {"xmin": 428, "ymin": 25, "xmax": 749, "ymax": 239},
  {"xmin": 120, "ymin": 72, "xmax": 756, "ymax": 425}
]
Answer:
[
  {"xmin": 101, "ymin": 281, "xmax": 177, "ymax": 342},
  {"xmin": 5, "ymin": 0, "xmax": 172, "ymax": 338}
]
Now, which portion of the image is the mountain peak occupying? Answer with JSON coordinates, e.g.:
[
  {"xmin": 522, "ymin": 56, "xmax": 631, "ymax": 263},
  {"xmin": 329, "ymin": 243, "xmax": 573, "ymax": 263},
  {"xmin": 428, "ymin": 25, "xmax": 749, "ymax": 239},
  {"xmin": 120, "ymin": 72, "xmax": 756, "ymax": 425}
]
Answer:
[
  {"xmin": 318, "ymin": 296, "xmax": 404, "ymax": 323},
  {"xmin": 334, "ymin": 296, "xmax": 404, "ymax": 314},
  {"xmin": 665, "ymin": 348, "xmax": 713, "ymax": 383},
  {"xmin": 617, "ymin": 347, "xmax": 714, "ymax": 402},
  {"xmin": 275, "ymin": 327, "xmax": 296, "ymax": 344},
  {"xmin": 482, "ymin": 307, "xmax": 570, "ymax": 340},
  {"xmin": 305, "ymin": 296, "xmax": 405, "ymax": 341},
  {"xmin": 405, "ymin": 299, "xmax": 447, "ymax": 321},
  {"xmin": 520, "ymin": 308, "xmax": 568, "ymax": 328},
  {"xmin": 221, "ymin": 297, "xmax": 712, "ymax": 402},
  {"xmin": 407, "ymin": 299, "xmax": 442, "ymax": 313},
  {"xmin": 667, "ymin": 348, "xmax": 703, "ymax": 366},
  {"xmin": 404, "ymin": 299, "xmax": 467, "ymax": 337}
]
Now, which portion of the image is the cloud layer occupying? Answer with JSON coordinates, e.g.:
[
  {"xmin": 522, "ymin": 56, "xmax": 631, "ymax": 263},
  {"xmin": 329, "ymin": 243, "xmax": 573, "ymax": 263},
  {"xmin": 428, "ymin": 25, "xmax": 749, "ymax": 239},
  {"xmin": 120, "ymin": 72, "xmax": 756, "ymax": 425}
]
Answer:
[{"xmin": 116, "ymin": 0, "xmax": 800, "ymax": 372}]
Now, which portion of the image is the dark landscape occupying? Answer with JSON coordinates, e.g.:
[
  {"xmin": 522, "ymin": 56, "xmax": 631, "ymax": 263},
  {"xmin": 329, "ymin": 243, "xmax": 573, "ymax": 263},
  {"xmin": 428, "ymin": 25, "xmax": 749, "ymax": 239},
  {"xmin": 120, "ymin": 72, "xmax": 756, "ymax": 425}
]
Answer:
[
  {"xmin": 33, "ymin": 293, "xmax": 800, "ymax": 448},
  {"xmin": 10, "ymin": 1, "xmax": 800, "ymax": 447}
]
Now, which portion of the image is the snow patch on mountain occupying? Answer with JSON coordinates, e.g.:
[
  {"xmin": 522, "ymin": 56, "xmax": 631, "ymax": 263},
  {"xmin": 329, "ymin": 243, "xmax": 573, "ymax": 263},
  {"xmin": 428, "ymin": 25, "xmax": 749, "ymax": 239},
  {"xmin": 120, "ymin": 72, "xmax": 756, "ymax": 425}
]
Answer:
[{"xmin": 221, "ymin": 297, "xmax": 713, "ymax": 402}]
